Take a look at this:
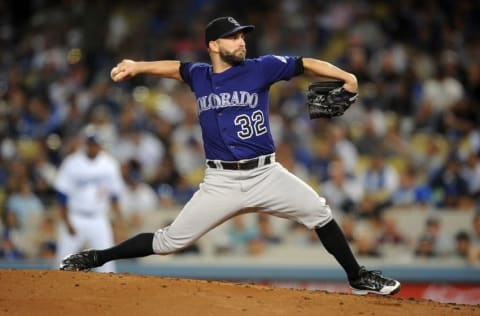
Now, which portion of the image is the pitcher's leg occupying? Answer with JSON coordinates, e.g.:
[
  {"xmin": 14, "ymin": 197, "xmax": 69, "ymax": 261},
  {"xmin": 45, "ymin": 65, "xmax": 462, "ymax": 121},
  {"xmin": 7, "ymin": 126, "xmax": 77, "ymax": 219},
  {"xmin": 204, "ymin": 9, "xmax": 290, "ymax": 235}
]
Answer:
[
  {"xmin": 247, "ymin": 163, "xmax": 333, "ymax": 229},
  {"xmin": 152, "ymin": 181, "xmax": 243, "ymax": 254},
  {"xmin": 314, "ymin": 219, "xmax": 360, "ymax": 280},
  {"xmin": 250, "ymin": 163, "xmax": 360, "ymax": 280},
  {"xmin": 95, "ymin": 233, "xmax": 155, "ymax": 267}
]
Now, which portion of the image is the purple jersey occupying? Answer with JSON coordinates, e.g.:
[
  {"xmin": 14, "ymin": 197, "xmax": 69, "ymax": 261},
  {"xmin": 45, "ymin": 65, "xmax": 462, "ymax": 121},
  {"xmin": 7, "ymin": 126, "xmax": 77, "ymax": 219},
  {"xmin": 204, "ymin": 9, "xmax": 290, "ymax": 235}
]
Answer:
[{"xmin": 180, "ymin": 55, "xmax": 303, "ymax": 161}]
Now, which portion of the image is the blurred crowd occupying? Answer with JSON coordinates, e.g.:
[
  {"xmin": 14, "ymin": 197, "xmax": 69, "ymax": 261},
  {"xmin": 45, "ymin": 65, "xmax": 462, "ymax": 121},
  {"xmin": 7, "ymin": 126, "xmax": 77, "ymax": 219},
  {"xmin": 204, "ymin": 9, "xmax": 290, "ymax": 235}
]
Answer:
[{"xmin": 0, "ymin": 0, "xmax": 480, "ymax": 265}]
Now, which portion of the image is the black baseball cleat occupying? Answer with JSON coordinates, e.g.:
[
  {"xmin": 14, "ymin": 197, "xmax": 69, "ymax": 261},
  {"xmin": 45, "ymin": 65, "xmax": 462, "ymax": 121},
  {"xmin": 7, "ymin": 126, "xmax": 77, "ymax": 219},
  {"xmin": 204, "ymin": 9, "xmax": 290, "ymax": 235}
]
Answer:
[
  {"xmin": 60, "ymin": 249, "xmax": 99, "ymax": 272},
  {"xmin": 349, "ymin": 266, "xmax": 401, "ymax": 295}
]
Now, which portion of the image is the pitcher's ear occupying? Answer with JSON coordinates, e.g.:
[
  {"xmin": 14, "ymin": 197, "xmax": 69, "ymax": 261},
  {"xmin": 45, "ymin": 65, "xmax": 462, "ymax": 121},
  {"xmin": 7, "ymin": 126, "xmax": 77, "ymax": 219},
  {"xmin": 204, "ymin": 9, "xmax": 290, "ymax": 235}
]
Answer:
[{"xmin": 208, "ymin": 40, "xmax": 220, "ymax": 52}]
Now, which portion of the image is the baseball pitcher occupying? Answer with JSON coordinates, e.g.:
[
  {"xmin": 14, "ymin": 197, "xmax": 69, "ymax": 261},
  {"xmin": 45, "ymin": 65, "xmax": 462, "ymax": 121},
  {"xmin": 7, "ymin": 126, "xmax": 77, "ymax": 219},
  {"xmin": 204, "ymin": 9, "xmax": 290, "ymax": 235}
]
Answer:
[{"xmin": 60, "ymin": 17, "xmax": 400, "ymax": 295}]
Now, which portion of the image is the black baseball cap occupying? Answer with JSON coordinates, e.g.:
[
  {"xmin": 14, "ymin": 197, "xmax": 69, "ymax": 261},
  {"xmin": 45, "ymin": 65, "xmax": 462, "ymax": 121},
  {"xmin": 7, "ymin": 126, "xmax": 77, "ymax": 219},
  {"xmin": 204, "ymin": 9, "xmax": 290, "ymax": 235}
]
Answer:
[{"xmin": 205, "ymin": 16, "xmax": 255, "ymax": 47}]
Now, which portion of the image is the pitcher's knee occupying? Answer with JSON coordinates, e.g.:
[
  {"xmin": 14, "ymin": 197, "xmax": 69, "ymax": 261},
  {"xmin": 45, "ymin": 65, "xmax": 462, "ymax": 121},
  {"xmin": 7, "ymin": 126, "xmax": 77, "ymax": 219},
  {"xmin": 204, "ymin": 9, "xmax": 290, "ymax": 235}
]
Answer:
[
  {"xmin": 152, "ymin": 227, "xmax": 195, "ymax": 255},
  {"xmin": 303, "ymin": 205, "xmax": 333, "ymax": 230}
]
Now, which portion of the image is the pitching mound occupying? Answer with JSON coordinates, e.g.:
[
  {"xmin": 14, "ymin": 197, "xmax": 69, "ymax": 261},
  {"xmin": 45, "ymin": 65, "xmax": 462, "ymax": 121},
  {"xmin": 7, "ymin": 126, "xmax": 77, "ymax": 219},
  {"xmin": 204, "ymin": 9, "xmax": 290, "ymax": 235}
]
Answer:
[{"xmin": 0, "ymin": 269, "xmax": 478, "ymax": 316}]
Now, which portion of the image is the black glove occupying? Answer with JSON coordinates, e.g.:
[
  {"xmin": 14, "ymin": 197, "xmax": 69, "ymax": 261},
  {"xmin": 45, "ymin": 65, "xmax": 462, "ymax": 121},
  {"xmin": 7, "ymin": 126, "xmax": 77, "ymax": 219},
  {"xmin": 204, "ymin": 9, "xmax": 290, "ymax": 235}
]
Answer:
[{"xmin": 306, "ymin": 81, "xmax": 358, "ymax": 119}]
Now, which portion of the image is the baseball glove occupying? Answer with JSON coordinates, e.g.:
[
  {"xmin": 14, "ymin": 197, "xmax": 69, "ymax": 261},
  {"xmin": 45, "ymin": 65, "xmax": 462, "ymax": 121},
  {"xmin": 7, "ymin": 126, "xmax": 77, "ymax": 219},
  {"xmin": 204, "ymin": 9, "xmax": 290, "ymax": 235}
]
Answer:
[{"xmin": 306, "ymin": 81, "xmax": 358, "ymax": 119}]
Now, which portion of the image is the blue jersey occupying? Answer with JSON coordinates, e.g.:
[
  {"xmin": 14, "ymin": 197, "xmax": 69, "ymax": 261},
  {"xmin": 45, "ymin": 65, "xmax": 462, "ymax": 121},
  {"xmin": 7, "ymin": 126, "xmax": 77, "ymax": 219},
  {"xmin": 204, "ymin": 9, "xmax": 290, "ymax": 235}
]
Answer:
[{"xmin": 180, "ymin": 55, "xmax": 303, "ymax": 161}]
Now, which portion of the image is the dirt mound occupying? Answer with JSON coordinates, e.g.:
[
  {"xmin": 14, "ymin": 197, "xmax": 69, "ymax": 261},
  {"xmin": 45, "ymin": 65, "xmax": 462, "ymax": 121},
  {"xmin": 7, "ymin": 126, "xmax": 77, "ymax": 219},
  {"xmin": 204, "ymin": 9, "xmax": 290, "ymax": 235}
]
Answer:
[{"xmin": 0, "ymin": 269, "xmax": 477, "ymax": 316}]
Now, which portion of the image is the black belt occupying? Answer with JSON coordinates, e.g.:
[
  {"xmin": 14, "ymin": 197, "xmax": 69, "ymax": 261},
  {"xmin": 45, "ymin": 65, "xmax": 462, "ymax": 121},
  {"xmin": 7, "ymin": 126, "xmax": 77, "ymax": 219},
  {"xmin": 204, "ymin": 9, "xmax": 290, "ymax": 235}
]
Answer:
[{"xmin": 207, "ymin": 155, "xmax": 273, "ymax": 170}]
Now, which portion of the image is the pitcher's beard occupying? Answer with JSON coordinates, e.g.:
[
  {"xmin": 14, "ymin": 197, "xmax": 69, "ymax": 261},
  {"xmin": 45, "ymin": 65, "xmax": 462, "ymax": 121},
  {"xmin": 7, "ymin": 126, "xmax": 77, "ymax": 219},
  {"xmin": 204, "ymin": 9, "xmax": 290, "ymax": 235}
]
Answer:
[{"xmin": 220, "ymin": 50, "xmax": 245, "ymax": 66}]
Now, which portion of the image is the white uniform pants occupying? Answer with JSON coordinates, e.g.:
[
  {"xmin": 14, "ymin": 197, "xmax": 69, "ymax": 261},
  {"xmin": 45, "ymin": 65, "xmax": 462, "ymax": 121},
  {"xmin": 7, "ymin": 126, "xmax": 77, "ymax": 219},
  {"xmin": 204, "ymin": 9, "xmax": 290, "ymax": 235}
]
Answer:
[
  {"xmin": 153, "ymin": 162, "xmax": 332, "ymax": 254},
  {"xmin": 56, "ymin": 213, "xmax": 116, "ymax": 272}
]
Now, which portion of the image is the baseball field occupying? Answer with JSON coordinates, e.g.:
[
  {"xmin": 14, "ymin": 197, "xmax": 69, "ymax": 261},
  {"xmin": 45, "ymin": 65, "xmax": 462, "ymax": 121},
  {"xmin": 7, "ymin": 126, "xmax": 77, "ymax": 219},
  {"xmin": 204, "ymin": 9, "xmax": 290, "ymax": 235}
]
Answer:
[{"xmin": 0, "ymin": 269, "xmax": 478, "ymax": 315}]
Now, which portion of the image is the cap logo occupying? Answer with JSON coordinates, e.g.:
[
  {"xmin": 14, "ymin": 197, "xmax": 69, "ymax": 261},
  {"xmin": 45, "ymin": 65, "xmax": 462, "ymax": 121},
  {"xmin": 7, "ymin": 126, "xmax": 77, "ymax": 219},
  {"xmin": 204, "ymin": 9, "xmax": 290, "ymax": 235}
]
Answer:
[{"xmin": 228, "ymin": 17, "xmax": 240, "ymax": 26}]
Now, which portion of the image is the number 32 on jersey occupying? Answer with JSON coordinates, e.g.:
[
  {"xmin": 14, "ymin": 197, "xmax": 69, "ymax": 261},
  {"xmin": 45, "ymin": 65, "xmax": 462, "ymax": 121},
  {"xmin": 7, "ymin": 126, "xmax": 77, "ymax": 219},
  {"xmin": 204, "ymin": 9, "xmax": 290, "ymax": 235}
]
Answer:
[{"xmin": 234, "ymin": 110, "xmax": 267, "ymax": 139}]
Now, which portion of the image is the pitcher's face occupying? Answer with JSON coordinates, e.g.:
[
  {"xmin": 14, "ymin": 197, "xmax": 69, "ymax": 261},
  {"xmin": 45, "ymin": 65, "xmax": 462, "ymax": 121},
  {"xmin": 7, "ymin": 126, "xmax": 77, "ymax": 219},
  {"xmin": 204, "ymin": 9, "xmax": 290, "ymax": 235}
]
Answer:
[{"xmin": 217, "ymin": 32, "xmax": 247, "ymax": 66}]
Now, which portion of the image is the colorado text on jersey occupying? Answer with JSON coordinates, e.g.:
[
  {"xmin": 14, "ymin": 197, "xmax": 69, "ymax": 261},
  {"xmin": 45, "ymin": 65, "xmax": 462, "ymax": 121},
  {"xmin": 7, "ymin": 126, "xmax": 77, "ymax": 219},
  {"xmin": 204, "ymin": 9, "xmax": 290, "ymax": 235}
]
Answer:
[{"xmin": 196, "ymin": 91, "xmax": 259, "ymax": 113}]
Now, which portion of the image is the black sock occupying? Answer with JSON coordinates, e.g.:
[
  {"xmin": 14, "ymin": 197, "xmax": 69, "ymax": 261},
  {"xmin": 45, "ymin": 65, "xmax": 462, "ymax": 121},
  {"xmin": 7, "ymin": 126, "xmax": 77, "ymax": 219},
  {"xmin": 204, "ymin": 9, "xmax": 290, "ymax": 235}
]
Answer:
[
  {"xmin": 95, "ymin": 233, "xmax": 155, "ymax": 266},
  {"xmin": 314, "ymin": 219, "xmax": 361, "ymax": 280}
]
